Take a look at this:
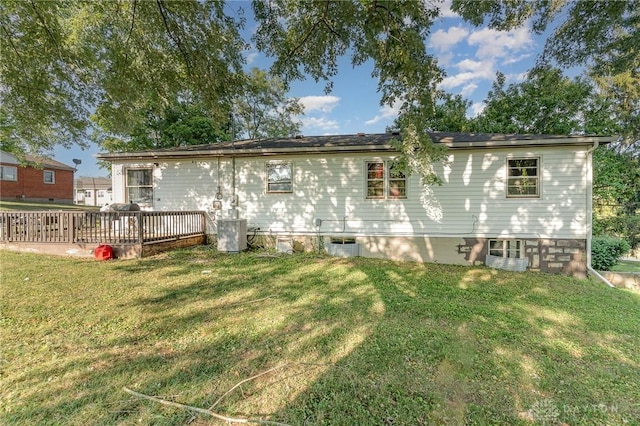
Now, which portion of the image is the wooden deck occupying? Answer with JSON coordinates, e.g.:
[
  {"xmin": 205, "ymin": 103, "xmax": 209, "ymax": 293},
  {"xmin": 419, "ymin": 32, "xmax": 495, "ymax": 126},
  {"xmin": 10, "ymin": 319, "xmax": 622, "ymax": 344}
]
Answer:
[{"xmin": 0, "ymin": 210, "xmax": 207, "ymax": 258}]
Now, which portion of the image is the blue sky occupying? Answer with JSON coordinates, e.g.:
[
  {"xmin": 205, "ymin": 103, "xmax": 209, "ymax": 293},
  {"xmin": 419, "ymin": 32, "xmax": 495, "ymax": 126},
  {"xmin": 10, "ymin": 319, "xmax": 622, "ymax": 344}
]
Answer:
[{"xmin": 55, "ymin": 0, "xmax": 549, "ymax": 177}]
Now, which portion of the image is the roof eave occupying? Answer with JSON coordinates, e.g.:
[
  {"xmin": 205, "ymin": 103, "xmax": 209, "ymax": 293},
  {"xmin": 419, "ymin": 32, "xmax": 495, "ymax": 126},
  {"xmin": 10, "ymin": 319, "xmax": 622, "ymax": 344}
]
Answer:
[{"xmin": 95, "ymin": 135, "xmax": 615, "ymax": 161}]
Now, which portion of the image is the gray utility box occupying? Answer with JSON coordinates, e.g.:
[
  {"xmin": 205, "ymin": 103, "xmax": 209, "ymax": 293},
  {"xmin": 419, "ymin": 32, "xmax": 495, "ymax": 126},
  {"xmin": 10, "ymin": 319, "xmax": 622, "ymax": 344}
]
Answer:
[{"xmin": 217, "ymin": 219, "xmax": 247, "ymax": 252}]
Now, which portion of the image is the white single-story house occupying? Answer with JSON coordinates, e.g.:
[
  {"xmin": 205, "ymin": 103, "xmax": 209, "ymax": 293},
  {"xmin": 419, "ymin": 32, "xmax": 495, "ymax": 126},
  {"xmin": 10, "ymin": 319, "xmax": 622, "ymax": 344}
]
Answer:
[{"xmin": 97, "ymin": 132, "xmax": 613, "ymax": 277}]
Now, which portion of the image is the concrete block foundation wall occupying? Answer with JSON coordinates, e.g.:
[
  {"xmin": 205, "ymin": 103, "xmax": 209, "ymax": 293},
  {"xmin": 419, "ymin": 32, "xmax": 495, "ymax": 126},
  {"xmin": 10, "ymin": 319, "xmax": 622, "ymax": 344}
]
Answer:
[{"xmin": 246, "ymin": 233, "xmax": 587, "ymax": 278}]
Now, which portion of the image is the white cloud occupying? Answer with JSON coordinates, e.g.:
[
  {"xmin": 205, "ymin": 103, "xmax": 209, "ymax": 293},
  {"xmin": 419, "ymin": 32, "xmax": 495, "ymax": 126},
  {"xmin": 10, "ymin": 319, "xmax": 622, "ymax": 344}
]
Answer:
[
  {"xmin": 439, "ymin": 58, "xmax": 495, "ymax": 90},
  {"xmin": 365, "ymin": 101, "xmax": 402, "ymax": 125},
  {"xmin": 429, "ymin": 25, "xmax": 469, "ymax": 52},
  {"xmin": 437, "ymin": 0, "xmax": 460, "ymax": 18},
  {"xmin": 298, "ymin": 95, "xmax": 341, "ymax": 113},
  {"xmin": 470, "ymin": 102, "xmax": 485, "ymax": 118},
  {"xmin": 245, "ymin": 51, "xmax": 259, "ymax": 65},
  {"xmin": 301, "ymin": 117, "xmax": 340, "ymax": 132},
  {"xmin": 468, "ymin": 26, "xmax": 533, "ymax": 60},
  {"xmin": 460, "ymin": 82, "xmax": 479, "ymax": 97},
  {"xmin": 502, "ymin": 53, "xmax": 532, "ymax": 65}
]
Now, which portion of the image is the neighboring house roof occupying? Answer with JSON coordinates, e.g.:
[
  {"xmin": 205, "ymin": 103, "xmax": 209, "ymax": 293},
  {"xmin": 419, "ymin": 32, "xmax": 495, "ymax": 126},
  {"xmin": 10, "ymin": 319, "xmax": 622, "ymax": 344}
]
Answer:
[
  {"xmin": 96, "ymin": 132, "xmax": 615, "ymax": 161},
  {"xmin": 0, "ymin": 150, "xmax": 75, "ymax": 171},
  {"xmin": 75, "ymin": 177, "xmax": 112, "ymax": 191}
]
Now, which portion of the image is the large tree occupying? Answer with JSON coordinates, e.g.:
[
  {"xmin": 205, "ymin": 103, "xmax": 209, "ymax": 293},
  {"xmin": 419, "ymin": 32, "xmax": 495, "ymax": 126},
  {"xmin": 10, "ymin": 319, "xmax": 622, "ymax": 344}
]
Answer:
[
  {"xmin": 234, "ymin": 68, "xmax": 304, "ymax": 140},
  {"xmin": 453, "ymin": 0, "xmax": 639, "ymax": 148},
  {"xmin": 0, "ymin": 0, "xmax": 246, "ymax": 156},
  {"xmin": 2, "ymin": 0, "xmax": 636, "ymax": 182},
  {"xmin": 472, "ymin": 67, "xmax": 599, "ymax": 135}
]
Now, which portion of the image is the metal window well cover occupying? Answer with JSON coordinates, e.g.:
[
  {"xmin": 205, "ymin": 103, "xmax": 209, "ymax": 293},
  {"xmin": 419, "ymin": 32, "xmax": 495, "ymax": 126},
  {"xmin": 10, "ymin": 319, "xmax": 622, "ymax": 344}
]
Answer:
[
  {"xmin": 326, "ymin": 242, "xmax": 361, "ymax": 258},
  {"xmin": 485, "ymin": 254, "xmax": 528, "ymax": 272}
]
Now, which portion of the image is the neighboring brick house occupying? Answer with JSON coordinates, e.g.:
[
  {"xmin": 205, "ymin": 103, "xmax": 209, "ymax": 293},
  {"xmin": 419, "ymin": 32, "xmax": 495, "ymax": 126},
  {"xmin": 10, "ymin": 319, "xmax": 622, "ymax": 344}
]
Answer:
[
  {"xmin": 74, "ymin": 177, "xmax": 113, "ymax": 206},
  {"xmin": 0, "ymin": 151, "xmax": 75, "ymax": 203}
]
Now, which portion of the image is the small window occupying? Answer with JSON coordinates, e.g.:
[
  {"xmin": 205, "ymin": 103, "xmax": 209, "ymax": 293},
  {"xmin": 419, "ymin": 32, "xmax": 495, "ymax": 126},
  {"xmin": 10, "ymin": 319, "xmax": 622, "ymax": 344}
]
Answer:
[
  {"xmin": 507, "ymin": 158, "xmax": 539, "ymax": 197},
  {"xmin": 267, "ymin": 162, "xmax": 293, "ymax": 193},
  {"xmin": 0, "ymin": 165, "xmax": 17, "ymax": 181},
  {"xmin": 85, "ymin": 191, "xmax": 92, "ymax": 197},
  {"xmin": 44, "ymin": 170, "xmax": 55, "ymax": 184},
  {"xmin": 126, "ymin": 168, "xmax": 153, "ymax": 204},
  {"xmin": 366, "ymin": 161, "xmax": 407, "ymax": 199},
  {"xmin": 489, "ymin": 240, "xmax": 522, "ymax": 258}
]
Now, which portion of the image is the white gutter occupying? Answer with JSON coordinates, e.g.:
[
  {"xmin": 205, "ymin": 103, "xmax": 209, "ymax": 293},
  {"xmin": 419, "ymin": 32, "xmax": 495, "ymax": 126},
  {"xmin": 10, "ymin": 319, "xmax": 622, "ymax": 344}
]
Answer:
[{"xmin": 585, "ymin": 141, "xmax": 615, "ymax": 288}]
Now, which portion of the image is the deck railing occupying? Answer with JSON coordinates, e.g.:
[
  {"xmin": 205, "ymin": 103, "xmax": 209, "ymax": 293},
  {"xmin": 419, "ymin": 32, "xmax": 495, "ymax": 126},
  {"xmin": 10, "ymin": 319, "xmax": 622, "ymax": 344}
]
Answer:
[{"xmin": 0, "ymin": 211, "xmax": 206, "ymax": 245}]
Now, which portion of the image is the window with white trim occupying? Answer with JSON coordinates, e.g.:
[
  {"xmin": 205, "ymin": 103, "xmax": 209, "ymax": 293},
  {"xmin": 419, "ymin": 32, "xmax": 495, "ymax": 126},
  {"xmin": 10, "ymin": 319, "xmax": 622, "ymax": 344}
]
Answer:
[
  {"xmin": 43, "ymin": 170, "xmax": 55, "ymax": 184},
  {"xmin": 366, "ymin": 161, "xmax": 407, "ymax": 199},
  {"xmin": 266, "ymin": 162, "xmax": 293, "ymax": 193},
  {"xmin": 507, "ymin": 158, "xmax": 539, "ymax": 197},
  {"xmin": 0, "ymin": 165, "xmax": 17, "ymax": 181},
  {"xmin": 126, "ymin": 168, "xmax": 153, "ymax": 205},
  {"xmin": 489, "ymin": 239, "xmax": 522, "ymax": 258}
]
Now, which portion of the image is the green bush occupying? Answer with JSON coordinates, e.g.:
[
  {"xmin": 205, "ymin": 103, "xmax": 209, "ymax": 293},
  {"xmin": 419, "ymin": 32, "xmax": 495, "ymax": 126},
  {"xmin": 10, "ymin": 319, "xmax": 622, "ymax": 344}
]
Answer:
[{"xmin": 591, "ymin": 236, "xmax": 631, "ymax": 271}]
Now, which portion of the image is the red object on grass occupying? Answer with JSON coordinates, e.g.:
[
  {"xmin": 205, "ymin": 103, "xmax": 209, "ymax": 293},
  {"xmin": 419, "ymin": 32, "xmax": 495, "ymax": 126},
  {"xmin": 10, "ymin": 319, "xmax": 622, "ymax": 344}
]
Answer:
[{"xmin": 94, "ymin": 244, "xmax": 113, "ymax": 260}]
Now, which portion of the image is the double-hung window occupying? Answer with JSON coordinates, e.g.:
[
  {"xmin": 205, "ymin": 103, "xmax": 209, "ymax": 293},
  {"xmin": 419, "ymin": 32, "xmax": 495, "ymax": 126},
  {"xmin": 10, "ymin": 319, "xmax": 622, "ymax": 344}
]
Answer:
[
  {"xmin": 43, "ymin": 170, "xmax": 55, "ymax": 184},
  {"xmin": 126, "ymin": 168, "xmax": 153, "ymax": 205},
  {"xmin": 0, "ymin": 165, "xmax": 17, "ymax": 181},
  {"xmin": 267, "ymin": 162, "xmax": 293, "ymax": 193},
  {"xmin": 366, "ymin": 161, "xmax": 407, "ymax": 199},
  {"xmin": 507, "ymin": 158, "xmax": 539, "ymax": 197}
]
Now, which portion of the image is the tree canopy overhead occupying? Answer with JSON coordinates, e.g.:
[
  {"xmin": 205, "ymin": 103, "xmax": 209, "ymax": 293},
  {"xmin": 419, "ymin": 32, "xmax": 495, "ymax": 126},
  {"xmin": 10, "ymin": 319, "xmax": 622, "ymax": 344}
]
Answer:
[
  {"xmin": 1, "ymin": 0, "xmax": 636, "ymax": 177},
  {"xmin": 1, "ymin": 0, "xmax": 246, "ymax": 155}
]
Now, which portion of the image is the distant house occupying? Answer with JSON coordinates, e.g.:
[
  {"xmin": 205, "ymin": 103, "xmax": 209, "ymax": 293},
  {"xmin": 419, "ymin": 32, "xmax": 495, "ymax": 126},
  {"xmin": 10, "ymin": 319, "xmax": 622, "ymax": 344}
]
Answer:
[
  {"xmin": 97, "ymin": 132, "xmax": 613, "ymax": 277},
  {"xmin": 74, "ymin": 177, "xmax": 113, "ymax": 206},
  {"xmin": 0, "ymin": 151, "xmax": 75, "ymax": 203}
]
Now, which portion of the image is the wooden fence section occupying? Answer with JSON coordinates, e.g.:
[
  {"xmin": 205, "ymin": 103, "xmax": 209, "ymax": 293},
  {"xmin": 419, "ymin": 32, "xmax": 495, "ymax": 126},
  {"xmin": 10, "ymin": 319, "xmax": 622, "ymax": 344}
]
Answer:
[{"xmin": 0, "ymin": 211, "xmax": 206, "ymax": 245}]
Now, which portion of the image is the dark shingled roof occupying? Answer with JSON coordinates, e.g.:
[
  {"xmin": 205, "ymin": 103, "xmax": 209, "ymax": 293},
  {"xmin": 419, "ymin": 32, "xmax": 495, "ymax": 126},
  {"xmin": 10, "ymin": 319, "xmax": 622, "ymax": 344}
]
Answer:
[{"xmin": 96, "ymin": 132, "xmax": 614, "ymax": 160}]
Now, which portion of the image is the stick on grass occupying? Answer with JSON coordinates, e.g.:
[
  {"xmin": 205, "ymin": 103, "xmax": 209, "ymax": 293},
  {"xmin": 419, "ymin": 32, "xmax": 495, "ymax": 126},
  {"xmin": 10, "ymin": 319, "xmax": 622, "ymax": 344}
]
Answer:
[{"xmin": 123, "ymin": 387, "xmax": 290, "ymax": 426}]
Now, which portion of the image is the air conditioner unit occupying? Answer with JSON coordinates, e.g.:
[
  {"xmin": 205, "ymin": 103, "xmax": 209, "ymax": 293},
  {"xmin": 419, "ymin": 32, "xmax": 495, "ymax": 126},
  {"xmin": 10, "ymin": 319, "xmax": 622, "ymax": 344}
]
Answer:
[{"xmin": 217, "ymin": 219, "xmax": 247, "ymax": 252}]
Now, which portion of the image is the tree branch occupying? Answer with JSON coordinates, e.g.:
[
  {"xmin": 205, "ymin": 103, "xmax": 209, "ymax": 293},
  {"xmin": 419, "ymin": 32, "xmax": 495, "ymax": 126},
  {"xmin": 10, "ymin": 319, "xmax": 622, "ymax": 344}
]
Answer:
[
  {"xmin": 155, "ymin": 0, "xmax": 192, "ymax": 71},
  {"xmin": 123, "ymin": 387, "xmax": 290, "ymax": 425}
]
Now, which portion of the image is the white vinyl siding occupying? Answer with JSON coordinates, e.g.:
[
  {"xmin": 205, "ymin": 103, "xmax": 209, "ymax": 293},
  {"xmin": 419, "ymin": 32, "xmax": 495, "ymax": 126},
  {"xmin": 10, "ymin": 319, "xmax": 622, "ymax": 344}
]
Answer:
[{"xmin": 108, "ymin": 145, "xmax": 589, "ymax": 239}]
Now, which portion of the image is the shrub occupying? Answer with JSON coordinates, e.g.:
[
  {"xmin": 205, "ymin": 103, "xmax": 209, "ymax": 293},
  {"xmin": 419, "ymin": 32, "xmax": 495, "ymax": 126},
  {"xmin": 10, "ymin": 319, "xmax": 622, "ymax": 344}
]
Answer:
[{"xmin": 591, "ymin": 236, "xmax": 631, "ymax": 271}]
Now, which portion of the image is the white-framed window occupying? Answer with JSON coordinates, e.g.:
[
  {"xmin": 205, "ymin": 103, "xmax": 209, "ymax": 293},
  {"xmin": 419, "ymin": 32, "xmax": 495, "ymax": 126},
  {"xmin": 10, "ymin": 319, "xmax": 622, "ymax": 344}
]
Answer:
[
  {"xmin": 0, "ymin": 165, "xmax": 17, "ymax": 181},
  {"xmin": 126, "ymin": 168, "xmax": 153, "ymax": 205},
  {"xmin": 489, "ymin": 239, "xmax": 522, "ymax": 258},
  {"xmin": 43, "ymin": 170, "xmax": 55, "ymax": 184},
  {"xmin": 84, "ymin": 191, "xmax": 92, "ymax": 197},
  {"xmin": 266, "ymin": 162, "xmax": 293, "ymax": 193},
  {"xmin": 506, "ymin": 158, "xmax": 539, "ymax": 198},
  {"xmin": 366, "ymin": 160, "xmax": 407, "ymax": 199}
]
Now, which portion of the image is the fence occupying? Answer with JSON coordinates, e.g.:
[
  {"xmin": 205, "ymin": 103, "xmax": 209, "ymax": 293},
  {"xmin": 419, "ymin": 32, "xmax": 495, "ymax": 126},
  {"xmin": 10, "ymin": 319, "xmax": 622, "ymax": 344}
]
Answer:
[{"xmin": 0, "ymin": 211, "xmax": 206, "ymax": 245}]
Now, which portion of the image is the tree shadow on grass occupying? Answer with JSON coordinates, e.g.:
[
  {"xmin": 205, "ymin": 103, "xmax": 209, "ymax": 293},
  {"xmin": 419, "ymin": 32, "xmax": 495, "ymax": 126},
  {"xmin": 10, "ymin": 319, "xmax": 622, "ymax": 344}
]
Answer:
[{"xmin": 3, "ymin": 249, "xmax": 639, "ymax": 425}]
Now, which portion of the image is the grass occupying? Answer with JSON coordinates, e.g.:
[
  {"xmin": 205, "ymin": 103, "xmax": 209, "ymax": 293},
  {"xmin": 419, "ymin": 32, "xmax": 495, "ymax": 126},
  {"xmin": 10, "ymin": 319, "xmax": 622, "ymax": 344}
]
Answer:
[
  {"xmin": 1, "ymin": 248, "xmax": 639, "ymax": 425},
  {"xmin": 0, "ymin": 200, "xmax": 98, "ymax": 211},
  {"xmin": 611, "ymin": 259, "xmax": 640, "ymax": 274}
]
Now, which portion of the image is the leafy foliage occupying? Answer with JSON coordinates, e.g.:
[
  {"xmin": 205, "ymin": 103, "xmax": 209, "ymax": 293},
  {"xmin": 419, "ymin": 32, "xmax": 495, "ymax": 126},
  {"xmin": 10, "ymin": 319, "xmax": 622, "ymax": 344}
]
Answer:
[
  {"xmin": 593, "ymin": 147, "xmax": 640, "ymax": 250},
  {"xmin": 591, "ymin": 236, "xmax": 631, "ymax": 271},
  {"xmin": 251, "ymin": 0, "xmax": 446, "ymax": 181},
  {"xmin": 472, "ymin": 67, "xmax": 597, "ymax": 135},
  {"xmin": 234, "ymin": 68, "xmax": 304, "ymax": 140},
  {"xmin": 1, "ymin": 0, "xmax": 246, "ymax": 156}
]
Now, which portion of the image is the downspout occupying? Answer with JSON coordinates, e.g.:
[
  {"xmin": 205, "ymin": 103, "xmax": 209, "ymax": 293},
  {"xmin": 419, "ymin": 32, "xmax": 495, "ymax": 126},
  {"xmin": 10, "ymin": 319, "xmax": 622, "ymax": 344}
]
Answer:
[{"xmin": 585, "ymin": 141, "xmax": 615, "ymax": 288}]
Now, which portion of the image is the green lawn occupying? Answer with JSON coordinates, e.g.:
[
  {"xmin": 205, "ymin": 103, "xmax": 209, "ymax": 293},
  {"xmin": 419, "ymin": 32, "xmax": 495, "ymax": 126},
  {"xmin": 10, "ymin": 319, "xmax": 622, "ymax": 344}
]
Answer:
[
  {"xmin": 611, "ymin": 259, "xmax": 640, "ymax": 273},
  {"xmin": 1, "ymin": 248, "xmax": 639, "ymax": 425},
  {"xmin": 0, "ymin": 200, "xmax": 99, "ymax": 211}
]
